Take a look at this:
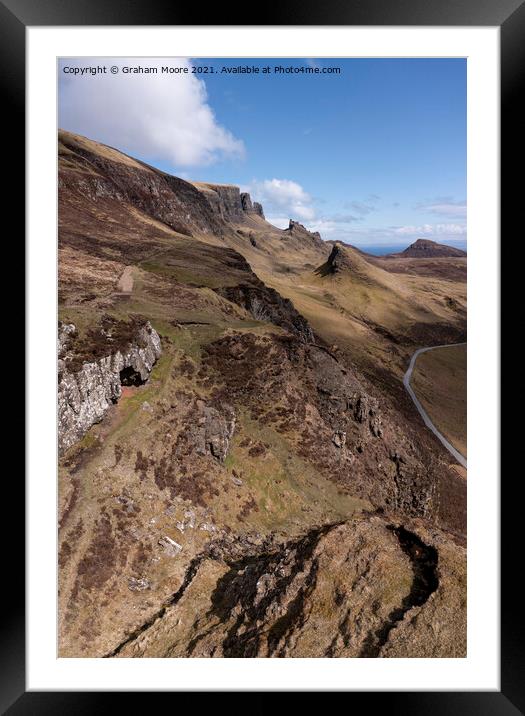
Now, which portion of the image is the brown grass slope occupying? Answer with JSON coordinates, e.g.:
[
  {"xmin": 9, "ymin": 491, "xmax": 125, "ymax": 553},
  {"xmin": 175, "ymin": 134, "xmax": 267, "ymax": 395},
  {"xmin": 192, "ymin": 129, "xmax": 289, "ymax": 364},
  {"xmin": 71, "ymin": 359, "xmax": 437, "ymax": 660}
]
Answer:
[{"xmin": 259, "ymin": 242, "xmax": 466, "ymax": 395}]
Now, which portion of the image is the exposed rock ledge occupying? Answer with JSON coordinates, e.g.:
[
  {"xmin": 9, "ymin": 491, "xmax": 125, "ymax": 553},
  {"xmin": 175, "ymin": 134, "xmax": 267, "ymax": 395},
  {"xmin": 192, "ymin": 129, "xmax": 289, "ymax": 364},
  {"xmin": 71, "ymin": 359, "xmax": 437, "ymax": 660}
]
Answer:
[
  {"xmin": 58, "ymin": 321, "xmax": 161, "ymax": 454},
  {"xmin": 214, "ymin": 283, "xmax": 314, "ymax": 343}
]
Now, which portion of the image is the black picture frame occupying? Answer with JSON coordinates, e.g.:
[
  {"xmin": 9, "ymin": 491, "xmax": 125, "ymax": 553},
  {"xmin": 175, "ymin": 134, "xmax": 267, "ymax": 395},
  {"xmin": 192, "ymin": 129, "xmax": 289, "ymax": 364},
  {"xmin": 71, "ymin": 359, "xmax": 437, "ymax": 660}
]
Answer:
[{"xmin": 7, "ymin": 0, "xmax": 517, "ymax": 711}]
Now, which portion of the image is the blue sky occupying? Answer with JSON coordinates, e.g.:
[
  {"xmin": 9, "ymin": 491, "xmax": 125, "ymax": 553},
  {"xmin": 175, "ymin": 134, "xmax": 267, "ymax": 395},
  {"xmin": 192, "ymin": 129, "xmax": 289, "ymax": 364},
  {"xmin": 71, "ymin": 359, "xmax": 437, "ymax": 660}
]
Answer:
[{"xmin": 59, "ymin": 57, "xmax": 466, "ymax": 248}]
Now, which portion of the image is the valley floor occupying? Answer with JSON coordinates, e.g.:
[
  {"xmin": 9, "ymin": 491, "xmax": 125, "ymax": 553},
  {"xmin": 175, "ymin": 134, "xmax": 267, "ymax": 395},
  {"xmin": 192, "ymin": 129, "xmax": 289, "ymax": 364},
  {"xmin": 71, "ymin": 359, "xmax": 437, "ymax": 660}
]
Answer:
[{"xmin": 410, "ymin": 344, "xmax": 467, "ymax": 461}]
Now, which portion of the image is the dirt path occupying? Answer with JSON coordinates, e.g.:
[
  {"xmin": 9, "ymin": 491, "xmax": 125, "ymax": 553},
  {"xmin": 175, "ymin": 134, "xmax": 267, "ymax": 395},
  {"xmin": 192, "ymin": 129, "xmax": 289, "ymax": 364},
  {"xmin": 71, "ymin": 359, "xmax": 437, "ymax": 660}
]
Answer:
[
  {"xmin": 116, "ymin": 266, "xmax": 134, "ymax": 293},
  {"xmin": 403, "ymin": 343, "xmax": 467, "ymax": 469}
]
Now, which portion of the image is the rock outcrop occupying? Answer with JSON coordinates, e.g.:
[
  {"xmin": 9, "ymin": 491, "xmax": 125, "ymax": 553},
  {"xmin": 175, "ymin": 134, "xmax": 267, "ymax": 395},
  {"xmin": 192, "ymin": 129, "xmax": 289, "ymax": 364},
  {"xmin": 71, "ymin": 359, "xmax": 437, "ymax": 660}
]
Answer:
[
  {"xmin": 203, "ymin": 332, "xmax": 439, "ymax": 520},
  {"xmin": 319, "ymin": 243, "xmax": 376, "ymax": 277},
  {"xmin": 240, "ymin": 192, "xmax": 254, "ymax": 212},
  {"xmin": 283, "ymin": 220, "xmax": 324, "ymax": 249},
  {"xmin": 316, "ymin": 243, "xmax": 387, "ymax": 285},
  {"xmin": 191, "ymin": 400, "xmax": 236, "ymax": 463},
  {"xmin": 253, "ymin": 202, "xmax": 264, "ymax": 218},
  {"xmin": 323, "ymin": 243, "xmax": 348, "ymax": 274},
  {"xmin": 58, "ymin": 320, "xmax": 161, "ymax": 454},
  {"xmin": 192, "ymin": 183, "xmax": 265, "ymax": 223},
  {"xmin": 214, "ymin": 284, "xmax": 314, "ymax": 343},
  {"xmin": 240, "ymin": 192, "xmax": 265, "ymax": 218},
  {"xmin": 111, "ymin": 515, "xmax": 465, "ymax": 658}
]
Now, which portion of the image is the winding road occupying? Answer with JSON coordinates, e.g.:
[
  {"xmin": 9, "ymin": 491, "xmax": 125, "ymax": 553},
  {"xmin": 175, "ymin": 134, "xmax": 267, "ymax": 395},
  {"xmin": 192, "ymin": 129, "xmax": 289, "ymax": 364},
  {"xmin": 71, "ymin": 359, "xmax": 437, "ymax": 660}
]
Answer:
[{"xmin": 403, "ymin": 343, "xmax": 467, "ymax": 469}]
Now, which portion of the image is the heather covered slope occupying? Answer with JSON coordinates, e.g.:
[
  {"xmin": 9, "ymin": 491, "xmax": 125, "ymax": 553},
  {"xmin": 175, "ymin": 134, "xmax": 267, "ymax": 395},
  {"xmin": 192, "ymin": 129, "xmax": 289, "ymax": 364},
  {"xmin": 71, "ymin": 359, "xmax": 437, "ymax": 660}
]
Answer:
[{"xmin": 58, "ymin": 130, "xmax": 466, "ymax": 658}]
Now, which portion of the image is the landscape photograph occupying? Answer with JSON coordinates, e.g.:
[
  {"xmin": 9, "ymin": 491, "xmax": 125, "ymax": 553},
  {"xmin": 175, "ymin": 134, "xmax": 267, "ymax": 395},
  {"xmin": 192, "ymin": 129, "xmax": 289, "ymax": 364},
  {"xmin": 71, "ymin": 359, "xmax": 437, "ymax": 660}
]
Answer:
[{"xmin": 57, "ymin": 57, "xmax": 467, "ymax": 658}]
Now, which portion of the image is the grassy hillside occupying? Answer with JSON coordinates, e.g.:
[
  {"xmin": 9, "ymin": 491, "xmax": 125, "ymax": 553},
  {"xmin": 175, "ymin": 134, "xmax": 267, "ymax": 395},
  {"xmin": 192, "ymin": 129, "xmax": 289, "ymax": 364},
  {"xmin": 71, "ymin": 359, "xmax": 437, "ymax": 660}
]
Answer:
[
  {"xmin": 259, "ymin": 243, "xmax": 466, "ymax": 390},
  {"xmin": 411, "ymin": 344, "xmax": 467, "ymax": 459}
]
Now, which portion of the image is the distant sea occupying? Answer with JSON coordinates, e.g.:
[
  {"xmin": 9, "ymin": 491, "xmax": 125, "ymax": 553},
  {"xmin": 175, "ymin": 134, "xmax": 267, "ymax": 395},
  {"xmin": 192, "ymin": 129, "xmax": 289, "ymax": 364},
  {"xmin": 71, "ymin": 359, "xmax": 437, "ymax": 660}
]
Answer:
[{"xmin": 354, "ymin": 241, "xmax": 467, "ymax": 256}]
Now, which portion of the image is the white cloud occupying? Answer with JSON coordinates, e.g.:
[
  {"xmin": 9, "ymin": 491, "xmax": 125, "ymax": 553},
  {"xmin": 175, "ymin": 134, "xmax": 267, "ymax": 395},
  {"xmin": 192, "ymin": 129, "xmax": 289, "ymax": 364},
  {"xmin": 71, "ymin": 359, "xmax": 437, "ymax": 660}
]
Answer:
[
  {"xmin": 303, "ymin": 219, "xmax": 339, "ymax": 235},
  {"xmin": 329, "ymin": 214, "xmax": 361, "ymax": 224},
  {"xmin": 246, "ymin": 178, "xmax": 466, "ymax": 247},
  {"xmin": 344, "ymin": 200, "xmax": 377, "ymax": 216},
  {"xmin": 264, "ymin": 214, "xmax": 467, "ymax": 246},
  {"xmin": 394, "ymin": 223, "xmax": 466, "ymax": 236},
  {"xmin": 416, "ymin": 198, "xmax": 467, "ymax": 218},
  {"xmin": 266, "ymin": 216, "xmax": 292, "ymax": 230},
  {"xmin": 249, "ymin": 179, "xmax": 316, "ymax": 222},
  {"xmin": 59, "ymin": 58, "xmax": 245, "ymax": 168},
  {"xmin": 266, "ymin": 216, "xmax": 352, "ymax": 236}
]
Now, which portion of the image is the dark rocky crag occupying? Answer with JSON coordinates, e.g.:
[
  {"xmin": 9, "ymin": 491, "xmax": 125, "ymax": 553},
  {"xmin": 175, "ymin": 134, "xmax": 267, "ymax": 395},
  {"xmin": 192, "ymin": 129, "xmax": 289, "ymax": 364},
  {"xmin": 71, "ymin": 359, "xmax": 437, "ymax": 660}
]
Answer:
[
  {"xmin": 241, "ymin": 192, "xmax": 265, "ymax": 218},
  {"xmin": 213, "ymin": 285, "xmax": 314, "ymax": 343},
  {"xmin": 283, "ymin": 219, "xmax": 325, "ymax": 249},
  {"xmin": 320, "ymin": 243, "xmax": 351, "ymax": 274}
]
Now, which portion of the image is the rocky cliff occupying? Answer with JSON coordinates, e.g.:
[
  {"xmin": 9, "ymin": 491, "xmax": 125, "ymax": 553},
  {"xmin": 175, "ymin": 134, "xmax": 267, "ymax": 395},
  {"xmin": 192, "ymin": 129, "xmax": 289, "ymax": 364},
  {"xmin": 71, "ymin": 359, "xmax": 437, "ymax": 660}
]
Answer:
[
  {"xmin": 241, "ymin": 192, "xmax": 265, "ymax": 218},
  {"xmin": 191, "ymin": 182, "xmax": 265, "ymax": 223},
  {"xmin": 58, "ymin": 320, "xmax": 161, "ymax": 454}
]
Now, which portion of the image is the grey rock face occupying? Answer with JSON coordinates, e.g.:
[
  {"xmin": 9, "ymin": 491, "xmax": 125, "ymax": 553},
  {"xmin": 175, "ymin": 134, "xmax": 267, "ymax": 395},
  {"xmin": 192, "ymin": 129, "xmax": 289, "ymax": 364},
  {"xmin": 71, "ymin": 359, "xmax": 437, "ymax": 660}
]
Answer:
[
  {"xmin": 240, "ymin": 193, "xmax": 265, "ymax": 219},
  {"xmin": 253, "ymin": 202, "xmax": 265, "ymax": 219},
  {"xmin": 158, "ymin": 536, "xmax": 182, "ymax": 557},
  {"xmin": 310, "ymin": 348, "xmax": 383, "ymax": 442},
  {"xmin": 196, "ymin": 183, "xmax": 265, "ymax": 222},
  {"xmin": 193, "ymin": 400, "xmax": 236, "ymax": 462},
  {"xmin": 200, "ymin": 184, "xmax": 245, "ymax": 221},
  {"xmin": 240, "ymin": 192, "xmax": 253, "ymax": 212},
  {"xmin": 58, "ymin": 323, "xmax": 76, "ymax": 356},
  {"xmin": 332, "ymin": 431, "xmax": 346, "ymax": 448},
  {"xmin": 58, "ymin": 321, "xmax": 161, "ymax": 454}
]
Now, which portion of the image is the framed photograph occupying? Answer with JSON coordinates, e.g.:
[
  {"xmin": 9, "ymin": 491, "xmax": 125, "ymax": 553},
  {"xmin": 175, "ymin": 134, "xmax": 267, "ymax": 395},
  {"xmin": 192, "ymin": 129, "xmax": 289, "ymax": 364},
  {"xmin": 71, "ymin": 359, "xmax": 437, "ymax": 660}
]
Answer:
[{"xmin": 7, "ymin": 0, "xmax": 517, "ymax": 709}]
